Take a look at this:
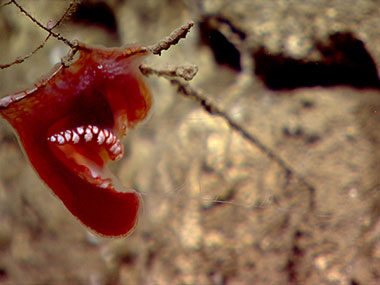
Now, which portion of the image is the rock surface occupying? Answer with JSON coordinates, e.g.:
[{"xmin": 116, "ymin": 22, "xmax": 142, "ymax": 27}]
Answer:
[{"xmin": 0, "ymin": 0, "xmax": 379, "ymax": 284}]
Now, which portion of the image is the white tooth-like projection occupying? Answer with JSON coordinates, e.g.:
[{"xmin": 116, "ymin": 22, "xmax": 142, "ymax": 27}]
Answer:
[
  {"xmin": 72, "ymin": 132, "xmax": 80, "ymax": 144},
  {"xmin": 113, "ymin": 145, "xmax": 121, "ymax": 155},
  {"xmin": 64, "ymin": 130, "xmax": 71, "ymax": 141},
  {"xmin": 109, "ymin": 143, "xmax": 118, "ymax": 153},
  {"xmin": 84, "ymin": 128, "xmax": 93, "ymax": 142},
  {"xmin": 106, "ymin": 134, "xmax": 113, "ymax": 145},
  {"xmin": 48, "ymin": 125, "xmax": 122, "ymax": 160},
  {"xmin": 92, "ymin": 126, "xmax": 99, "ymax": 134},
  {"xmin": 57, "ymin": 134, "xmax": 65, "ymax": 144},
  {"xmin": 97, "ymin": 130, "xmax": 105, "ymax": 145},
  {"xmin": 77, "ymin": 127, "xmax": 84, "ymax": 135}
]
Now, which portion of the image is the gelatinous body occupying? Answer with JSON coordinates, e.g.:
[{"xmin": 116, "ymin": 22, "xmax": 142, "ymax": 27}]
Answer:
[{"xmin": 0, "ymin": 44, "xmax": 151, "ymax": 237}]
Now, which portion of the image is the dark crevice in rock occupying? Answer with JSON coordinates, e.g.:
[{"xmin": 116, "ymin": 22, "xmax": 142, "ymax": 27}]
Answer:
[
  {"xmin": 285, "ymin": 230, "xmax": 305, "ymax": 284},
  {"xmin": 199, "ymin": 16, "xmax": 245, "ymax": 71},
  {"xmin": 0, "ymin": 268, "xmax": 7, "ymax": 280},
  {"xmin": 253, "ymin": 32, "xmax": 380, "ymax": 90},
  {"xmin": 70, "ymin": 1, "xmax": 118, "ymax": 33}
]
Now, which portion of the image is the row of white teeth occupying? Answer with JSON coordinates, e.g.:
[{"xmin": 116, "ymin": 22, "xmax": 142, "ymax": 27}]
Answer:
[{"xmin": 47, "ymin": 125, "xmax": 122, "ymax": 156}]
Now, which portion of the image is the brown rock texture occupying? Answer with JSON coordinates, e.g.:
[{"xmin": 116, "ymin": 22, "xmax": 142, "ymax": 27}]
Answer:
[{"xmin": 0, "ymin": 0, "xmax": 379, "ymax": 284}]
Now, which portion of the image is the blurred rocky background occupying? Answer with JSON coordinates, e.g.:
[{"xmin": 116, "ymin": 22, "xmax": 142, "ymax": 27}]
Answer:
[{"xmin": 0, "ymin": 0, "xmax": 379, "ymax": 284}]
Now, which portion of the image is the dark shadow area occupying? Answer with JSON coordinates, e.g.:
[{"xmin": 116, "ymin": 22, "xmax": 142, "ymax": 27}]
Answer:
[
  {"xmin": 253, "ymin": 32, "xmax": 380, "ymax": 90},
  {"xmin": 0, "ymin": 268, "xmax": 7, "ymax": 281},
  {"xmin": 199, "ymin": 16, "xmax": 245, "ymax": 71},
  {"xmin": 286, "ymin": 231, "xmax": 305, "ymax": 284},
  {"xmin": 70, "ymin": 1, "xmax": 118, "ymax": 33}
]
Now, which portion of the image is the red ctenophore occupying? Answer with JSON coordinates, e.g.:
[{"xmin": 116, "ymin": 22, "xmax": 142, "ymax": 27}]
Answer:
[{"xmin": 0, "ymin": 43, "xmax": 151, "ymax": 237}]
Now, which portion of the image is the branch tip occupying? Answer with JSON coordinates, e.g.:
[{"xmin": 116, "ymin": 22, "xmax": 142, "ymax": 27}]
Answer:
[{"xmin": 149, "ymin": 21, "xmax": 195, "ymax": 56}]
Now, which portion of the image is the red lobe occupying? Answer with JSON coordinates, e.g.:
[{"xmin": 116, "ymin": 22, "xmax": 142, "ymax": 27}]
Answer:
[{"xmin": 0, "ymin": 44, "xmax": 152, "ymax": 237}]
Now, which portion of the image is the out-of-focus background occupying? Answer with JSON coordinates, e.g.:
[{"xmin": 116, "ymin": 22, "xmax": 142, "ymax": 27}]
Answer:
[{"xmin": 0, "ymin": 0, "xmax": 379, "ymax": 284}]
